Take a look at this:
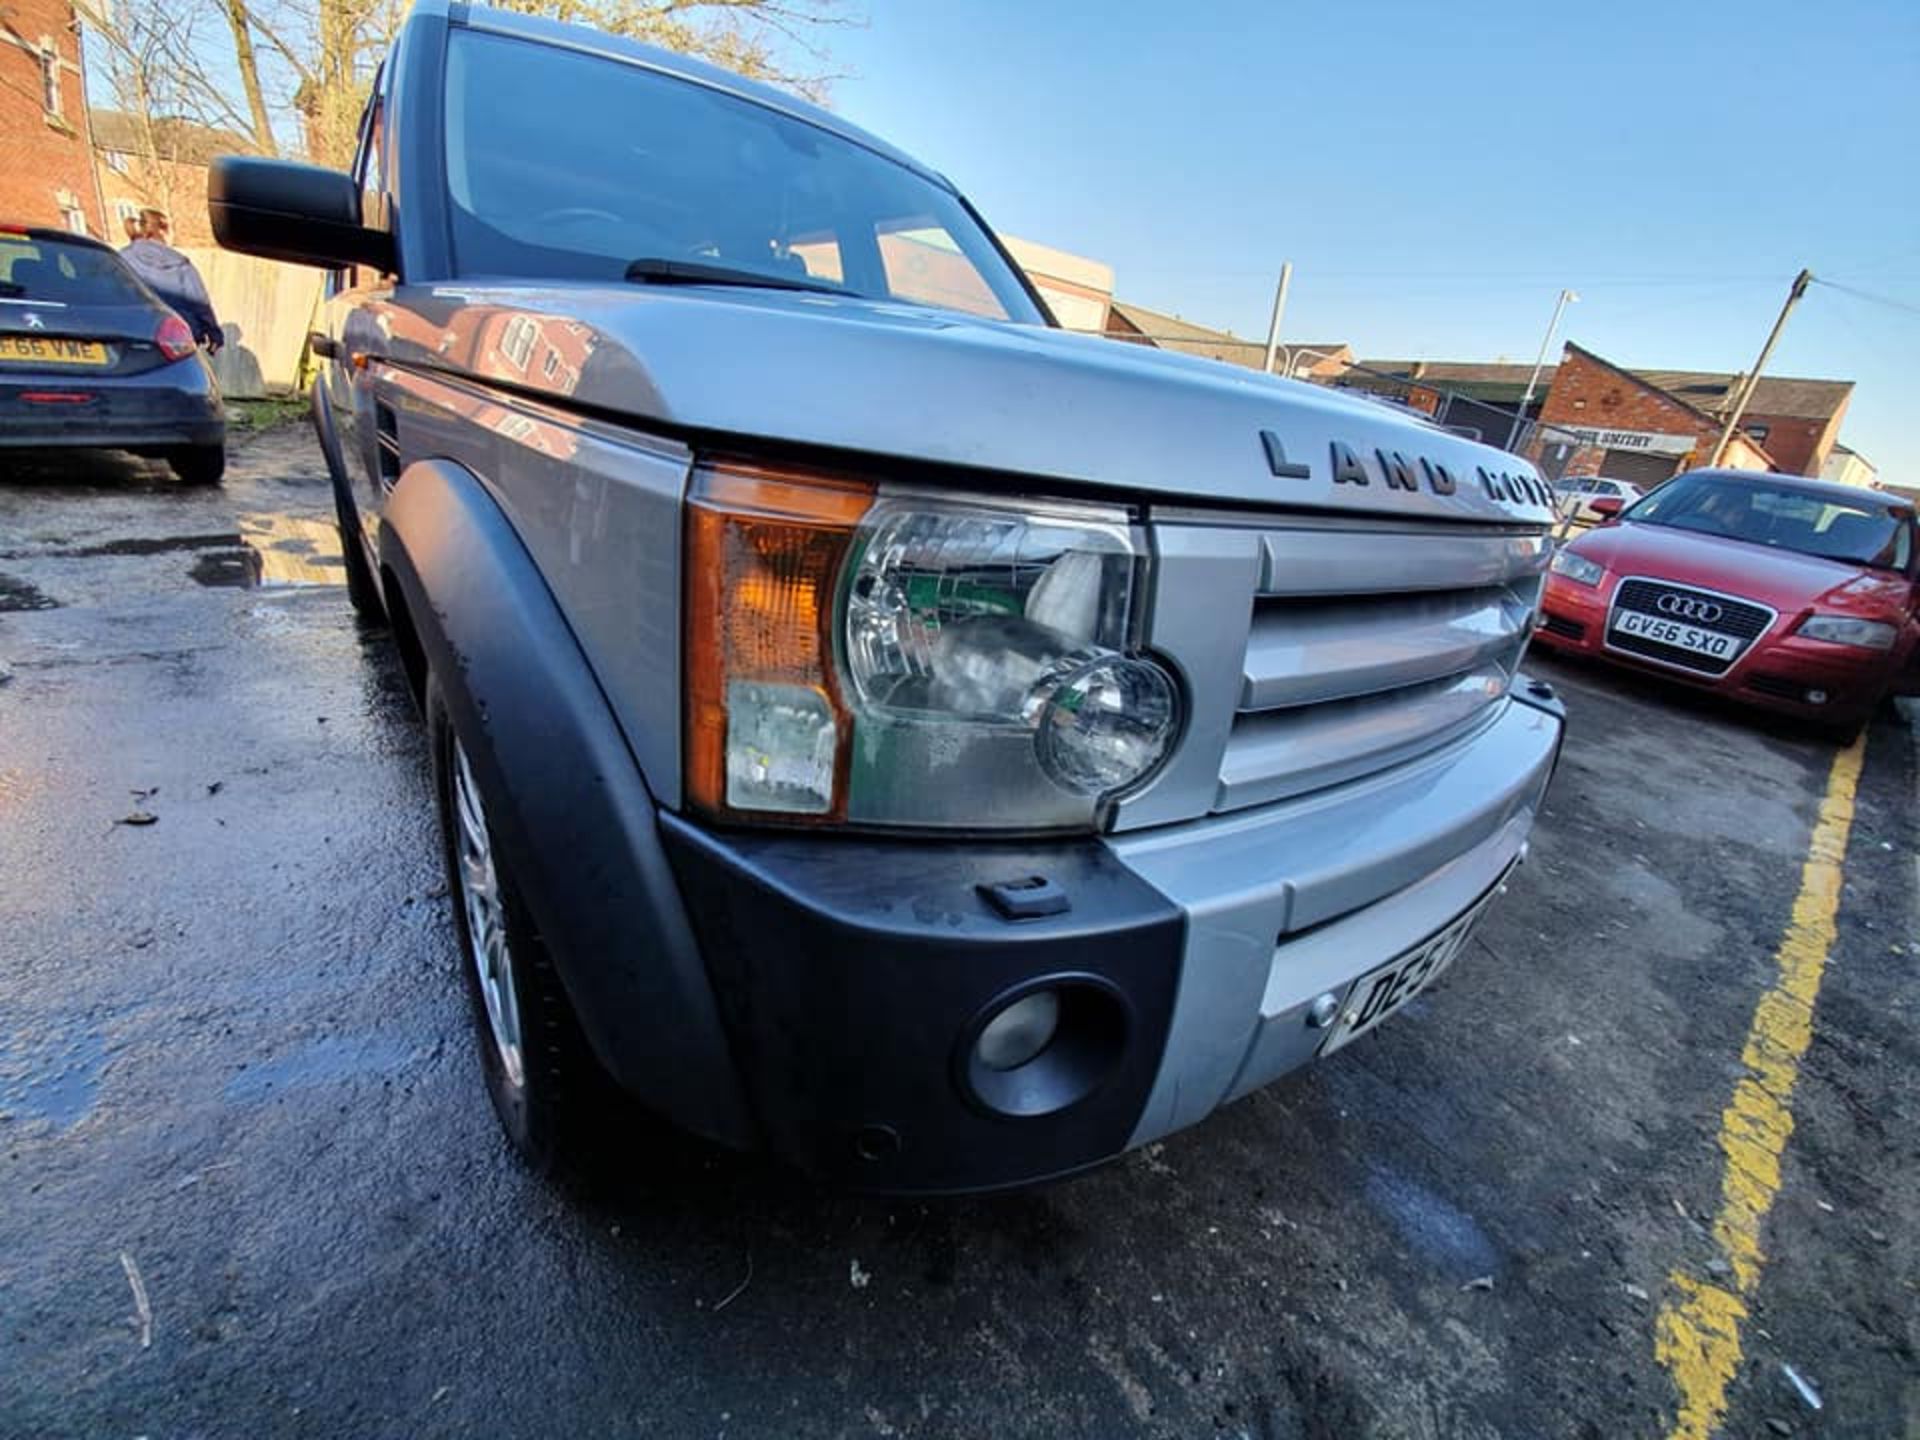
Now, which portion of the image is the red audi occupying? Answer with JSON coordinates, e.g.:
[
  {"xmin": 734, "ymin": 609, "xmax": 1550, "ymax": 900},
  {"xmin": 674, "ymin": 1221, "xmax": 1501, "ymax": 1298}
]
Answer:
[{"xmin": 1535, "ymin": 468, "xmax": 1920, "ymax": 737}]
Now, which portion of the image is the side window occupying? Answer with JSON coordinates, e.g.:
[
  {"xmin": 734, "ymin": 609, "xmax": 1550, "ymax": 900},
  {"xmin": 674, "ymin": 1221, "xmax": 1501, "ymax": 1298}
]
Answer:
[
  {"xmin": 341, "ymin": 67, "xmax": 389, "ymax": 288},
  {"xmin": 358, "ymin": 102, "xmax": 385, "ymax": 200},
  {"xmin": 1597, "ymin": 481, "xmax": 1619, "ymax": 497}
]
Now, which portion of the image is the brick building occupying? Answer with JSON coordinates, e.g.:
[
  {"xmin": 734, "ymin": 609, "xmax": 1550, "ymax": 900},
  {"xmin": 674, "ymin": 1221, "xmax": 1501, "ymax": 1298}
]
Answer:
[
  {"xmin": 1339, "ymin": 349, "xmax": 1852, "ymax": 478},
  {"xmin": 0, "ymin": 0, "xmax": 104, "ymax": 233},
  {"xmin": 1625, "ymin": 365, "xmax": 1851, "ymax": 478},
  {"xmin": 1105, "ymin": 302, "xmax": 1352, "ymax": 379},
  {"xmin": 1526, "ymin": 343, "xmax": 1772, "ymax": 485},
  {"xmin": 92, "ymin": 109, "xmax": 248, "ymax": 247}
]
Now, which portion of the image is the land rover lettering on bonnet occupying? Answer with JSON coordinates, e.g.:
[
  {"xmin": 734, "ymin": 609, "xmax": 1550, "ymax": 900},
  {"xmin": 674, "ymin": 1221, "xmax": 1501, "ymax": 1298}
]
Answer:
[{"xmin": 210, "ymin": 0, "xmax": 1565, "ymax": 1193}]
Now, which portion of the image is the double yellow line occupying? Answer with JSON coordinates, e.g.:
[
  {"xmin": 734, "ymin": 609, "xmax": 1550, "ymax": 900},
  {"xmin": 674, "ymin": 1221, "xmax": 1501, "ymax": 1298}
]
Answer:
[{"xmin": 1654, "ymin": 736, "xmax": 1867, "ymax": 1438}]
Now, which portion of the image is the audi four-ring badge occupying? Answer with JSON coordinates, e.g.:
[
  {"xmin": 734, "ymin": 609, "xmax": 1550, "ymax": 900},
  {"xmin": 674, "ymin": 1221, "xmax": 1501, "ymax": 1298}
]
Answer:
[
  {"xmin": 1655, "ymin": 594, "xmax": 1723, "ymax": 624},
  {"xmin": 1536, "ymin": 468, "xmax": 1920, "ymax": 739},
  {"xmin": 205, "ymin": 0, "xmax": 1576, "ymax": 1194}
]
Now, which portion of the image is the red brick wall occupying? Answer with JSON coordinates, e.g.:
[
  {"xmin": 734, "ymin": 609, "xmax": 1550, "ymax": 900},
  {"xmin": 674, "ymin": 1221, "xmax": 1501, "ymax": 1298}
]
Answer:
[
  {"xmin": 99, "ymin": 156, "xmax": 216, "ymax": 247},
  {"xmin": 1530, "ymin": 346, "xmax": 1742, "ymax": 478},
  {"xmin": 0, "ymin": 0, "xmax": 103, "ymax": 234},
  {"xmin": 1736, "ymin": 407, "xmax": 1844, "ymax": 478}
]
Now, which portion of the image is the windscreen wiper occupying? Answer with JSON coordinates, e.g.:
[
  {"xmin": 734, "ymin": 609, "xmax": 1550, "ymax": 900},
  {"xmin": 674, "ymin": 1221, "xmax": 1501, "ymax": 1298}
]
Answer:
[{"xmin": 623, "ymin": 257, "xmax": 850, "ymax": 296}]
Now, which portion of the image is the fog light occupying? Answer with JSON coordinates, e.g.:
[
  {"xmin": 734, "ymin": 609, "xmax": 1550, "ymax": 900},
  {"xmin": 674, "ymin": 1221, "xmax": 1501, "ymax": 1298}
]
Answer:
[
  {"xmin": 960, "ymin": 979, "xmax": 1129, "ymax": 1118},
  {"xmin": 1806, "ymin": 689, "xmax": 1828, "ymax": 706},
  {"xmin": 975, "ymin": 990, "xmax": 1061, "ymax": 1071}
]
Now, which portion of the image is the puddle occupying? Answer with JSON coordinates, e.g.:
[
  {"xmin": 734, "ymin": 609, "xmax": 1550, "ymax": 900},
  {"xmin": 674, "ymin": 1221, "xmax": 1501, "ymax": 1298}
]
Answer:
[
  {"xmin": 190, "ymin": 548, "xmax": 265, "ymax": 588},
  {"xmin": 0, "ymin": 532, "xmax": 245, "ymax": 562},
  {"xmin": 0, "ymin": 1027, "xmax": 108, "ymax": 1131},
  {"xmin": 0, "ymin": 572, "xmax": 59, "ymax": 612},
  {"xmin": 225, "ymin": 1033, "xmax": 417, "ymax": 1103},
  {"xmin": 4, "ymin": 516, "xmax": 344, "ymax": 592},
  {"xmin": 188, "ymin": 514, "xmax": 346, "ymax": 590},
  {"xmin": 238, "ymin": 513, "xmax": 348, "ymax": 585}
]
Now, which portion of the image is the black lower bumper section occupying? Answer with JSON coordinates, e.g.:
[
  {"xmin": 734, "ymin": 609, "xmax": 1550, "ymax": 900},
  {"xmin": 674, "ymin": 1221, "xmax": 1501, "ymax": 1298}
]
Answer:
[
  {"xmin": 0, "ymin": 376, "xmax": 223, "ymax": 451},
  {"xmin": 660, "ymin": 815, "xmax": 1185, "ymax": 1195}
]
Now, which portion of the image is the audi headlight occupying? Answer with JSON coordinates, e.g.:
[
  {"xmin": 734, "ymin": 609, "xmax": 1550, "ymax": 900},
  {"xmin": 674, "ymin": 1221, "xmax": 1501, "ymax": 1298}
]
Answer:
[
  {"xmin": 685, "ymin": 462, "xmax": 1180, "ymax": 830},
  {"xmin": 1549, "ymin": 549, "xmax": 1606, "ymax": 587},
  {"xmin": 1795, "ymin": 615, "xmax": 1897, "ymax": 650}
]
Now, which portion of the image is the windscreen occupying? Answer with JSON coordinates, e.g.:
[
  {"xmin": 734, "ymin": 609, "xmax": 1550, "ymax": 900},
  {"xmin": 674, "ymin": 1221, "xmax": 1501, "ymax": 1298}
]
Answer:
[
  {"xmin": 442, "ymin": 30, "xmax": 1044, "ymax": 324},
  {"xmin": 1627, "ymin": 472, "xmax": 1913, "ymax": 570},
  {"xmin": 0, "ymin": 234, "xmax": 151, "ymax": 306}
]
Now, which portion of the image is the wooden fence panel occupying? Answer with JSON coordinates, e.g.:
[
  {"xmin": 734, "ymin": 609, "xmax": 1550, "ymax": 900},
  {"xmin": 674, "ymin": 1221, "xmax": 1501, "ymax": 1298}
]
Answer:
[{"xmin": 184, "ymin": 248, "xmax": 323, "ymax": 398}]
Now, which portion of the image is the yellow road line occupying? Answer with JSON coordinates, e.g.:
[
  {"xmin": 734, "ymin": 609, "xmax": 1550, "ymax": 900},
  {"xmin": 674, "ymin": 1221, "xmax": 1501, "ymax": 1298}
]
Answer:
[{"xmin": 1654, "ymin": 735, "xmax": 1866, "ymax": 1440}]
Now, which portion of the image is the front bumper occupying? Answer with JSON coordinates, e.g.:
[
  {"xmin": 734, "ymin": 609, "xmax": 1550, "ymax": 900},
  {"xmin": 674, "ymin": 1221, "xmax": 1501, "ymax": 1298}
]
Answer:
[
  {"xmin": 660, "ymin": 686, "xmax": 1564, "ymax": 1194},
  {"xmin": 1536, "ymin": 574, "xmax": 1892, "ymax": 722},
  {"xmin": 0, "ymin": 359, "xmax": 224, "ymax": 452}
]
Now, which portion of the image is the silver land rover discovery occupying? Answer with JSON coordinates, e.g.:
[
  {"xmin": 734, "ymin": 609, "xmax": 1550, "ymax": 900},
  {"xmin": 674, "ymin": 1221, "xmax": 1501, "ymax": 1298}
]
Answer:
[{"xmin": 210, "ymin": 0, "xmax": 1565, "ymax": 1193}]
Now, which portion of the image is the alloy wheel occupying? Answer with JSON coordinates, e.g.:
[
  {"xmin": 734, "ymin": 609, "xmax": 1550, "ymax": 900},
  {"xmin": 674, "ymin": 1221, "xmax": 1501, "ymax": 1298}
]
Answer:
[{"xmin": 450, "ymin": 738, "xmax": 526, "ymax": 1090}]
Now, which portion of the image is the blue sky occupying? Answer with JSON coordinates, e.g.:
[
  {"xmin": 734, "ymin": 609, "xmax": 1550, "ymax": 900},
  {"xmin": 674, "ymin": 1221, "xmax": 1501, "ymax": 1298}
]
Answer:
[{"xmin": 824, "ymin": 0, "xmax": 1919, "ymax": 480}]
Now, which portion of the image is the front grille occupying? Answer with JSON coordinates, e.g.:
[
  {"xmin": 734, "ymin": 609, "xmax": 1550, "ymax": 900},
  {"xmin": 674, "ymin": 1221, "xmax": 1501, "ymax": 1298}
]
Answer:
[
  {"xmin": 1112, "ymin": 517, "xmax": 1552, "ymax": 830},
  {"xmin": 1605, "ymin": 578, "xmax": 1775, "ymax": 678},
  {"xmin": 1612, "ymin": 579, "xmax": 1772, "ymax": 640},
  {"xmin": 1540, "ymin": 613, "xmax": 1585, "ymax": 641}
]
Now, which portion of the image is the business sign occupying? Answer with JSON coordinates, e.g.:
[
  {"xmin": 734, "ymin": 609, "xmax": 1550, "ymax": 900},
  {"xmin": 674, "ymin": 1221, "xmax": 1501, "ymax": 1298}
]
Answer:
[{"xmin": 1551, "ymin": 426, "xmax": 1696, "ymax": 457}]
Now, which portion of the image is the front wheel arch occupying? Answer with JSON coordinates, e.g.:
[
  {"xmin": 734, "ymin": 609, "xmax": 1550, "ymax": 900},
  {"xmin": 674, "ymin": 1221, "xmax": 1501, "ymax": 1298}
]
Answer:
[{"xmin": 376, "ymin": 457, "xmax": 757, "ymax": 1150}]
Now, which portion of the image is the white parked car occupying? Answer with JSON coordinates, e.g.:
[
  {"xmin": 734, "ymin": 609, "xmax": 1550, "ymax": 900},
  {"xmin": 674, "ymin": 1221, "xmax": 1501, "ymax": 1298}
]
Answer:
[{"xmin": 1554, "ymin": 476, "xmax": 1645, "ymax": 524}]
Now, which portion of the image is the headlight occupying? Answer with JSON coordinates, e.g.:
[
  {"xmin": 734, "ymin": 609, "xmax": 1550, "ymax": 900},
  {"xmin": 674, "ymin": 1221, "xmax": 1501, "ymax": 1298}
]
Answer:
[
  {"xmin": 1795, "ymin": 615, "xmax": 1897, "ymax": 650},
  {"xmin": 1549, "ymin": 549, "xmax": 1606, "ymax": 587},
  {"xmin": 685, "ymin": 462, "xmax": 1180, "ymax": 830}
]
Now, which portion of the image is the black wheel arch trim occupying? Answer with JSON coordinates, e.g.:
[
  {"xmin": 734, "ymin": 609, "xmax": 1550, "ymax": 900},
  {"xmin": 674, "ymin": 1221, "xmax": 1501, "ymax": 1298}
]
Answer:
[
  {"xmin": 308, "ymin": 374, "xmax": 350, "ymax": 488},
  {"xmin": 378, "ymin": 456, "xmax": 757, "ymax": 1148}
]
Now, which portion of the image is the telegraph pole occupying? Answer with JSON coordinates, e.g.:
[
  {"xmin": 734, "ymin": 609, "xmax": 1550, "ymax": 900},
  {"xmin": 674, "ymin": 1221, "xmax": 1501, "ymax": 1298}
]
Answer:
[
  {"xmin": 1708, "ymin": 268, "xmax": 1813, "ymax": 467},
  {"xmin": 1262, "ymin": 262, "xmax": 1293, "ymax": 375},
  {"xmin": 1505, "ymin": 288, "xmax": 1578, "ymax": 451}
]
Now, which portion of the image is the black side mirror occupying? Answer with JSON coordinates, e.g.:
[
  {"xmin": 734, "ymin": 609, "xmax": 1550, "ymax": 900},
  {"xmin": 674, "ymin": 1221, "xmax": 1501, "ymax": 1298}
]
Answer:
[
  {"xmin": 1588, "ymin": 496, "xmax": 1624, "ymax": 522},
  {"xmin": 209, "ymin": 156, "xmax": 393, "ymax": 273}
]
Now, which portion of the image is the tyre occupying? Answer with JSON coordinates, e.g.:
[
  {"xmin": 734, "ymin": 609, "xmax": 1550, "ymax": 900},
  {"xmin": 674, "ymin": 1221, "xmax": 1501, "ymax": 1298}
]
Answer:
[
  {"xmin": 170, "ymin": 445, "xmax": 226, "ymax": 485},
  {"xmin": 331, "ymin": 476, "xmax": 383, "ymax": 619},
  {"xmin": 429, "ymin": 676, "xmax": 609, "ymax": 1173}
]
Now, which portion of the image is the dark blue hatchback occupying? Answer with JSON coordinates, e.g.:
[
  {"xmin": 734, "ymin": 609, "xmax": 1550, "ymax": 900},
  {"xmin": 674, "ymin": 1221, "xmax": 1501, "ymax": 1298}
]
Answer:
[{"xmin": 0, "ymin": 225, "xmax": 226, "ymax": 484}]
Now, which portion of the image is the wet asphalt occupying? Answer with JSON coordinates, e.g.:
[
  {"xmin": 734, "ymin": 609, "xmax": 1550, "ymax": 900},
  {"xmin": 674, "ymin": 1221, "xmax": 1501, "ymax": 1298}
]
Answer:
[{"xmin": 0, "ymin": 429, "xmax": 1915, "ymax": 1440}]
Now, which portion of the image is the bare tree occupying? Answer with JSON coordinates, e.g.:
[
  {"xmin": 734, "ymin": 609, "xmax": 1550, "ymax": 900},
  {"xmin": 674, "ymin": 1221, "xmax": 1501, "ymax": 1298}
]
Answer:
[
  {"xmin": 217, "ymin": 0, "xmax": 280, "ymax": 156},
  {"xmin": 95, "ymin": 0, "xmax": 860, "ymax": 173},
  {"xmin": 489, "ymin": 0, "xmax": 856, "ymax": 102},
  {"xmin": 92, "ymin": 0, "xmax": 275, "ymax": 158}
]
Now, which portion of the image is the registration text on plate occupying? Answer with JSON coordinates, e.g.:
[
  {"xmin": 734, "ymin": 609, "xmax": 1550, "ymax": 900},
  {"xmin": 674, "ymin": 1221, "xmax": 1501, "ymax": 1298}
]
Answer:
[
  {"xmin": 1611, "ymin": 608, "xmax": 1737, "ymax": 660},
  {"xmin": 1319, "ymin": 886, "xmax": 1502, "ymax": 1054},
  {"xmin": 0, "ymin": 335, "xmax": 110, "ymax": 366}
]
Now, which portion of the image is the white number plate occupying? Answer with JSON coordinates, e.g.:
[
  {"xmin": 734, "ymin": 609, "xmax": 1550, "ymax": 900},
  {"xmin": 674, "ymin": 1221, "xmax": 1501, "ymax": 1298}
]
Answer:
[
  {"xmin": 1319, "ymin": 887, "xmax": 1501, "ymax": 1054},
  {"xmin": 1610, "ymin": 608, "xmax": 1738, "ymax": 660}
]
